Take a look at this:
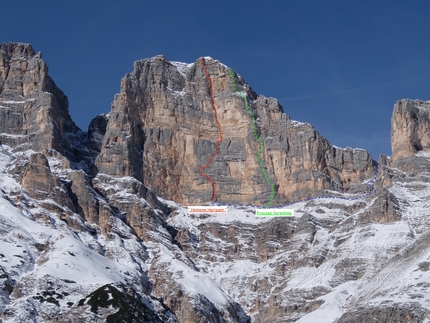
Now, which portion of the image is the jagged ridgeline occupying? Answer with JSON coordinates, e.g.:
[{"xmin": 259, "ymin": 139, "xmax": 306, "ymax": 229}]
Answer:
[
  {"xmin": 93, "ymin": 54, "xmax": 379, "ymax": 206},
  {"xmin": 2, "ymin": 42, "xmax": 430, "ymax": 322},
  {"xmin": 0, "ymin": 42, "xmax": 378, "ymax": 206}
]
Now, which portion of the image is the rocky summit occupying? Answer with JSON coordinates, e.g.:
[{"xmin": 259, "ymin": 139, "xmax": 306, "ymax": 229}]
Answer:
[{"xmin": 0, "ymin": 42, "xmax": 429, "ymax": 322}]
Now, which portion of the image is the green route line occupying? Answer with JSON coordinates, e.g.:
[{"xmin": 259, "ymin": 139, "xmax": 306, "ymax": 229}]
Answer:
[{"xmin": 229, "ymin": 68, "xmax": 276, "ymax": 208}]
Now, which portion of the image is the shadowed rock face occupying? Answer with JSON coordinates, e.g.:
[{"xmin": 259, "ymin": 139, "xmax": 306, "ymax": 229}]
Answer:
[
  {"xmin": 21, "ymin": 153, "xmax": 72, "ymax": 207},
  {"xmin": 95, "ymin": 55, "xmax": 377, "ymax": 206},
  {"xmin": 0, "ymin": 42, "xmax": 81, "ymax": 159},
  {"xmin": 87, "ymin": 114, "xmax": 108, "ymax": 153}
]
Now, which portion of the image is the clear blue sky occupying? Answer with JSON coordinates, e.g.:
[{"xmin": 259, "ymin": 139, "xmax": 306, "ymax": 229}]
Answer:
[{"xmin": 3, "ymin": 0, "xmax": 430, "ymax": 159}]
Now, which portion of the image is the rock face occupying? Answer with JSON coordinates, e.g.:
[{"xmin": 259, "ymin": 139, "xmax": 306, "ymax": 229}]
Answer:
[
  {"xmin": 86, "ymin": 114, "xmax": 108, "ymax": 154},
  {"xmin": 21, "ymin": 153, "xmax": 71, "ymax": 205},
  {"xmin": 391, "ymin": 99, "xmax": 430, "ymax": 163},
  {"xmin": 96, "ymin": 55, "xmax": 377, "ymax": 206},
  {"xmin": 0, "ymin": 42, "xmax": 82, "ymax": 160}
]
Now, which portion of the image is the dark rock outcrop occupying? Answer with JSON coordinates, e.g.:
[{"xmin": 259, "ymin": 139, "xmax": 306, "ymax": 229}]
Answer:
[
  {"xmin": 87, "ymin": 114, "xmax": 108, "ymax": 154},
  {"xmin": 337, "ymin": 303, "xmax": 427, "ymax": 323}
]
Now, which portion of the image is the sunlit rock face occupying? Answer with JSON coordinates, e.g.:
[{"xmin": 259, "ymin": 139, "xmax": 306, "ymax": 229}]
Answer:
[
  {"xmin": 390, "ymin": 99, "xmax": 430, "ymax": 172},
  {"xmin": 96, "ymin": 55, "xmax": 377, "ymax": 206}
]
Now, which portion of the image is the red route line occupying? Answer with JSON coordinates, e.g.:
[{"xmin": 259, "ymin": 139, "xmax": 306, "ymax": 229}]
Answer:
[{"xmin": 197, "ymin": 58, "xmax": 223, "ymax": 201}]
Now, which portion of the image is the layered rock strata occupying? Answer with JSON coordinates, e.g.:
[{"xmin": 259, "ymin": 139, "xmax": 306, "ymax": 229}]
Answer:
[
  {"xmin": 0, "ymin": 42, "xmax": 83, "ymax": 161},
  {"xmin": 96, "ymin": 55, "xmax": 377, "ymax": 206},
  {"xmin": 391, "ymin": 99, "xmax": 430, "ymax": 173}
]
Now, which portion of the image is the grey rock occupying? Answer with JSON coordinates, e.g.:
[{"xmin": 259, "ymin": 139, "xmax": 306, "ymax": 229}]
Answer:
[
  {"xmin": 391, "ymin": 99, "xmax": 430, "ymax": 163},
  {"xmin": 0, "ymin": 42, "xmax": 84, "ymax": 163},
  {"xmin": 337, "ymin": 303, "xmax": 427, "ymax": 323},
  {"xmin": 87, "ymin": 114, "xmax": 108, "ymax": 153}
]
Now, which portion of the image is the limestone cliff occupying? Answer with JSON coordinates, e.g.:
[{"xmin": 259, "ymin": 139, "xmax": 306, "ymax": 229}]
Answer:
[
  {"xmin": 95, "ymin": 55, "xmax": 377, "ymax": 206},
  {"xmin": 0, "ymin": 42, "xmax": 83, "ymax": 161},
  {"xmin": 391, "ymin": 99, "xmax": 430, "ymax": 172}
]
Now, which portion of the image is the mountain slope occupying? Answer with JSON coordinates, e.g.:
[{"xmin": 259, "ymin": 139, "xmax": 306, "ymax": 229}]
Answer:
[{"xmin": 0, "ymin": 42, "xmax": 429, "ymax": 322}]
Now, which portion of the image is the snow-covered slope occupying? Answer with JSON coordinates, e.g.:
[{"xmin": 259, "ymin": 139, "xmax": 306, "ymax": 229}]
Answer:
[
  {"xmin": 164, "ymin": 157, "xmax": 430, "ymax": 322},
  {"xmin": 1, "ymin": 144, "xmax": 430, "ymax": 322},
  {"xmin": 0, "ymin": 146, "xmax": 248, "ymax": 322}
]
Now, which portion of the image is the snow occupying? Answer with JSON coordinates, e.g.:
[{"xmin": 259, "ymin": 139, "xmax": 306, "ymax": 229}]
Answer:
[
  {"xmin": 171, "ymin": 61, "xmax": 193, "ymax": 76},
  {"xmin": 167, "ymin": 202, "xmax": 274, "ymax": 226},
  {"xmin": 296, "ymin": 281, "xmax": 360, "ymax": 322},
  {"xmin": 157, "ymin": 244, "xmax": 231, "ymax": 307},
  {"xmin": 0, "ymin": 150, "xmax": 146, "ymax": 306},
  {"xmin": 34, "ymin": 234, "xmax": 125, "ymax": 285},
  {"xmin": 0, "ymin": 116, "xmax": 430, "ymax": 321},
  {"xmin": 416, "ymin": 150, "xmax": 430, "ymax": 158},
  {"xmin": 0, "ymin": 190, "xmax": 129, "ymax": 286},
  {"xmin": 330, "ymin": 144, "xmax": 370, "ymax": 154},
  {"xmin": 0, "ymin": 133, "xmax": 26, "ymax": 138},
  {"xmin": 290, "ymin": 120, "xmax": 309, "ymax": 126},
  {"xmin": 416, "ymin": 105, "xmax": 430, "ymax": 110},
  {"xmin": 202, "ymin": 56, "xmax": 229, "ymax": 70},
  {"xmin": 352, "ymin": 147, "xmax": 367, "ymax": 152},
  {"xmin": 161, "ymin": 169, "xmax": 430, "ymax": 320},
  {"xmin": 165, "ymin": 86, "xmax": 186, "ymax": 97},
  {"xmin": 0, "ymin": 101, "xmax": 26, "ymax": 104}
]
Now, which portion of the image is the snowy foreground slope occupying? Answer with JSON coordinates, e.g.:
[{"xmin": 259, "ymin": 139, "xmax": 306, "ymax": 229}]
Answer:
[
  {"xmin": 0, "ymin": 148, "xmax": 169, "ymax": 322},
  {"xmin": 0, "ymin": 145, "xmax": 248, "ymax": 322},
  {"xmin": 1, "ymin": 140, "xmax": 430, "ymax": 322}
]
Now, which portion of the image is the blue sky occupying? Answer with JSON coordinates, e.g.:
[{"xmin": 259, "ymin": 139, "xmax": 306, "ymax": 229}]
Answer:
[{"xmin": 2, "ymin": 0, "xmax": 430, "ymax": 159}]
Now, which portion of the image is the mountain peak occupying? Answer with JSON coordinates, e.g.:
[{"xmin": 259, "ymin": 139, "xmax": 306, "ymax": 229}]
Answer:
[
  {"xmin": 0, "ymin": 42, "xmax": 35, "ymax": 60},
  {"xmin": 0, "ymin": 42, "xmax": 83, "ymax": 162},
  {"xmin": 95, "ymin": 54, "xmax": 376, "ymax": 206}
]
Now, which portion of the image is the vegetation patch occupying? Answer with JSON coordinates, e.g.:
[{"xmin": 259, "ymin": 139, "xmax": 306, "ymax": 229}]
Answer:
[
  {"xmin": 77, "ymin": 284, "xmax": 164, "ymax": 323},
  {"xmin": 33, "ymin": 290, "xmax": 65, "ymax": 306}
]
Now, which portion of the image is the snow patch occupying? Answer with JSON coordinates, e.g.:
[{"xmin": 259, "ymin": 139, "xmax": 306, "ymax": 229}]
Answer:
[
  {"xmin": 416, "ymin": 150, "xmax": 430, "ymax": 158},
  {"xmin": 157, "ymin": 244, "xmax": 231, "ymax": 307},
  {"xmin": 290, "ymin": 120, "xmax": 309, "ymax": 126},
  {"xmin": 0, "ymin": 101, "xmax": 26, "ymax": 104},
  {"xmin": 171, "ymin": 61, "xmax": 193, "ymax": 76}
]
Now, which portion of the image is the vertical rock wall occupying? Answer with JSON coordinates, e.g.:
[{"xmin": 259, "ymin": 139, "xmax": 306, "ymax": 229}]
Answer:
[
  {"xmin": 96, "ymin": 55, "xmax": 377, "ymax": 205},
  {"xmin": 391, "ymin": 99, "xmax": 430, "ymax": 163},
  {"xmin": 0, "ymin": 42, "xmax": 81, "ymax": 157}
]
